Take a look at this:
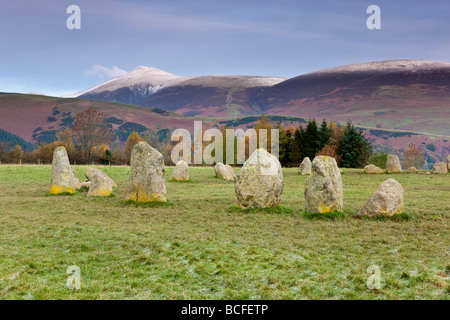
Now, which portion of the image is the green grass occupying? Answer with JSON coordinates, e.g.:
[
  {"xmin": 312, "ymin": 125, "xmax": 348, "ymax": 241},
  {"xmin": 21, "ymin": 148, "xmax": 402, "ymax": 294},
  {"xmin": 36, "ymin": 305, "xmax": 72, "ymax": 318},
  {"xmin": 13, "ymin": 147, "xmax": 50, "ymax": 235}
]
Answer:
[
  {"xmin": 227, "ymin": 205, "xmax": 293, "ymax": 215},
  {"xmin": 358, "ymin": 212, "xmax": 413, "ymax": 222},
  {"xmin": 0, "ymin": 165, "xmax": 448, "ymax": 300},
  {"xmin": 119, "ymin": 200, "xmax": 174, "ymax": 208}
]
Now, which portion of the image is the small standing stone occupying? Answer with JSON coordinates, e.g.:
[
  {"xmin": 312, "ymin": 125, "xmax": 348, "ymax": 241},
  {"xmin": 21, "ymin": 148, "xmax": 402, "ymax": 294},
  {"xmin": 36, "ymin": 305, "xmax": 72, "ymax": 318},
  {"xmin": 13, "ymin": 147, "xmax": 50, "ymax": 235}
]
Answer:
[
  {"xmin": 357, "ymin": 179, "xmax": 404, "ymax": 217},
  {"xmin": 446, "ymin": 155, "xmax": 450, "ymax": 170},
  {"xmin": 432, "ymin": 162, "xmax": 448, "ymax": 174},
  {"xmin": 124, "ymin": 141, "xmax": 167, "ymax": 202},
  {"xmin": 214, "ymin": 163, "xmax": 236, "ymax": 181},
  {"xmin": 50, "ymin": 146, "xmax": 75, "ymax": 194},
  {"xmin": 364, "ymin": 164, "xmax": 384, "ymax": 174},
  {"xmin": 235, "ymin": 149, "xmax": 284, "ymax": 208},
  {"xmin": 304, "ymin": 156, "xmax": 343, "ymax": 213},
  {"xmin": 386, "ymin": 154, "xmax": 402, "ymax": 173},
  {"xmin": 85, "ymin": 168, "xmax": 117, "ymax": 196},
  {"xmin": 298, "ymin": 157, "xmax": 312, "ymax": 175},
  {"xmin": 405, "ymin": 167, "xmax": 418, "ymax": 173},
  {"xmin": 170, "ymin": 160, "xmax": 189, "ymax": 181},
  {"xmin": 80, "ymin": 181, "xmax": 91, "ymax": 188}
]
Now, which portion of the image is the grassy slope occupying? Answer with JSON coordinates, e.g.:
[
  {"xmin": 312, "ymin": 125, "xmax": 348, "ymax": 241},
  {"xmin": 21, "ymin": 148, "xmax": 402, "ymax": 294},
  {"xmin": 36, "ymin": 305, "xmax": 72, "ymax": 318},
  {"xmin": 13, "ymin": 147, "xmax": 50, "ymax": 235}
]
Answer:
[{"xmin": 0, "ymin": 166, "xmax": 448, "ymax": 300}]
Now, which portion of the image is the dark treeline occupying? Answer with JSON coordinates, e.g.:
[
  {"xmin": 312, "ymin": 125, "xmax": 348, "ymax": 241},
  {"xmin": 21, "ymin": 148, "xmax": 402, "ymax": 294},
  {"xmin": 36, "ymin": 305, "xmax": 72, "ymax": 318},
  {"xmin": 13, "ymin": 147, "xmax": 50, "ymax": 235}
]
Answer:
[{"xmin": 275, "ymin": 117, "xmax": 372, "ymax": 168}]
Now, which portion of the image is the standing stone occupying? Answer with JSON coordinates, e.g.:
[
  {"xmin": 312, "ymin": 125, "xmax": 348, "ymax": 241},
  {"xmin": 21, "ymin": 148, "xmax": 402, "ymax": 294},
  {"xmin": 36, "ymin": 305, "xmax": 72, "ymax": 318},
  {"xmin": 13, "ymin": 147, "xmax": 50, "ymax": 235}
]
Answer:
[
  {"xmin": 357, "ymin": 179, "xmax": 404, "ymax": 217},
  {"xmin": 386, "ymin": 154, "xmax": 402, "ymax": 173},
  {"xmin": 405, "ymin": 167, "xmax": 418, "ymax": 173},
  {"xmin": 85, "ymin": 168, "xmax": 117, "ymax": 196},
  {"xmin": 298, "ymin": 157, "xmax": 312, "ymax": 175},
  {"xmin": 124, "ymin": 141, "xmax": 166, "ymax": 202},
  {"xmin": 235, "ymin": 149, "xmax": 284, "ymax": 208},
  {"xmin": 50, "ymin": 146, "xmax": 75, "ymax": 194},
  {"xmin": 364, "ymin": 164, "xmax": 384, "ymax": 174},
  {"xmin": 80, "ymin": 181, "xmax": 91, "ymax": 188},
  {"xmin": 170, "ymin": 160, "xmax": 189, "ymax": 181},
  {"xmin": 432, "ymin": 162, "xmax": 448, "ymax": 174},
  {"xmin": 305, "ymin": 156, "xmax": 343, "ymax": 213},
  {"xmin": 446, "ymin": 155, "xmax": 450, "ymax": 170},
  {"xmin": 71, "ymin": 168, "xmax": 82, "ymax": 189},
  {"xmin": 214, "ymin": 162, "xmax": 236, "ymax": 181}
]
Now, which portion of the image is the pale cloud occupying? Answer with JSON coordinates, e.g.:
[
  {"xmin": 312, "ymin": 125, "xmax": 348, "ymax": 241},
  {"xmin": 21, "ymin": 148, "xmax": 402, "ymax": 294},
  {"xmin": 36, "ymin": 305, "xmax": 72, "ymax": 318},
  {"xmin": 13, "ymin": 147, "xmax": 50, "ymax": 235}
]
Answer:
[{"xmin": 85, "ymin": 65, "xmax": 128, "ymax": 79}]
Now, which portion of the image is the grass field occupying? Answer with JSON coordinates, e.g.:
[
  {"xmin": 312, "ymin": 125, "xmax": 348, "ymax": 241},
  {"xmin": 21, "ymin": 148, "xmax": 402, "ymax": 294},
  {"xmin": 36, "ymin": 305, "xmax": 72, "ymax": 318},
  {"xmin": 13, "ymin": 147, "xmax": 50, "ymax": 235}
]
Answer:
[{"xmin": 0, "ymin": 165, "xmax": 448, "ymax": 300}]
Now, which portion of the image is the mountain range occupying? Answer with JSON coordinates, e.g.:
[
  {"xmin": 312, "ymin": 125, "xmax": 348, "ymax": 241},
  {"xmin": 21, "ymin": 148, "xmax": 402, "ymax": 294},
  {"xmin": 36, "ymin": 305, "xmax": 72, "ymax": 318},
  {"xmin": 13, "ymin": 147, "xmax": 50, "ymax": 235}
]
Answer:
[
  {"xmin": 75, "ymin": 59, "xmax": 450, "ymax": 137},
  {"xmin": 0, "ymin": 59, "xmax": 449, "ymax": 165}
]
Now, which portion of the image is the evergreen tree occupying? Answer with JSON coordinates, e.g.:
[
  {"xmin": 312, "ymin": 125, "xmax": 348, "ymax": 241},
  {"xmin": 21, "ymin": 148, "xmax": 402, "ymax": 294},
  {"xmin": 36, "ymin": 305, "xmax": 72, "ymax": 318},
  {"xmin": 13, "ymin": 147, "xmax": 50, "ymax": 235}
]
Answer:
[
  {"xmin": 339, "ymin": 121, "xmax": 373, "ymax": 168},
  {"xmin": 302, "ymin": 119, "xmax": 319, "ymax": 159},
  {"xmin": 278, "ymin": 126, "xmax": 292, "ymax": 167},
  {"xmin": 318, "ymin": 119, "xmax": 332, "ymax": 150},
  {"xmin": 289, "ymin": 127, "xmax": 304, "ymax": 165}
]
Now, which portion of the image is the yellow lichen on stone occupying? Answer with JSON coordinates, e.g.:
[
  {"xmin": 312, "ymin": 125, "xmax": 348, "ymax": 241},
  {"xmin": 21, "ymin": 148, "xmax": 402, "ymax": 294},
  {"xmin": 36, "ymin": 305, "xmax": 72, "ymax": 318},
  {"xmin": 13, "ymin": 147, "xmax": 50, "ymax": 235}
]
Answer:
[
  {"xmin": 90, "ymin": 188, "xmax": 112, "ymax": 197},
  {"xmin": 50, "ymin": 185, "xmax": 75, "ymax": 194},
  {"xmin": 318, "ymin": 202, "xmax": 336, "ymax": 213},
  {"xmin": 127, "ymin": 191, "xmax": 166, "ymax": 203},
  {"xmin": 128, "ymin": 193, "xmax": 137, "ymax": 202}
]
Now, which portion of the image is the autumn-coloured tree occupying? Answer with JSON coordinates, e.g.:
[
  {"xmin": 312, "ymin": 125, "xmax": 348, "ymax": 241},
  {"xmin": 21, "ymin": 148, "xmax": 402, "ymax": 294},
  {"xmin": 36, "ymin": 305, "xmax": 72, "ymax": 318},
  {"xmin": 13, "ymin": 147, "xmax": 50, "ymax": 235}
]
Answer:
[
  {"xmin": 37, "ymin": 141, "xmax": 61, "ymax": 163},
  {"xmin": 254, "ymin": 114, "xmax": 273, "ymax": 153},
  {"xmin": 56, "ymin": 127, "xmax": 75, "ymax": 159},
  {"xmin": 125, "ymin": 131, "xmax": 143, "ymax": 160},
  {"xmin": 316, "ymin": 144, "xmax": 342, "ymax": 166},
  {"xmin": 402, "ymin": 143, "xmax": 424, "ymax": 169},
  {"xmin": 6, "ymin": 144, "xmax": 23, "ymax": 163},
  {"xmin": 328, "ymin": 121, "xmax": 345, "ymax": 146},
  {"xmin": 0, "ymin": 141, "xmax": 9, "ymax": 163},
  {"xmin": 73, "ymin": 108, "xmax": 113, "ymax": 163}
]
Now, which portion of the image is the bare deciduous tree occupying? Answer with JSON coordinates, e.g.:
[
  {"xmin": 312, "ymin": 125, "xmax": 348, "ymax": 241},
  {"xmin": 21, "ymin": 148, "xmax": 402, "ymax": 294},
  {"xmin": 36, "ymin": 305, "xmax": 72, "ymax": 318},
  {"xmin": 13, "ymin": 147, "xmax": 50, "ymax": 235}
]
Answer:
[
  {"xmin": 73, "ymin": 108, "xmax": 113, "ymax": 163},
  {"xmin": 402, "ymin": 143, "xmax": 424, "ymax": 169}
]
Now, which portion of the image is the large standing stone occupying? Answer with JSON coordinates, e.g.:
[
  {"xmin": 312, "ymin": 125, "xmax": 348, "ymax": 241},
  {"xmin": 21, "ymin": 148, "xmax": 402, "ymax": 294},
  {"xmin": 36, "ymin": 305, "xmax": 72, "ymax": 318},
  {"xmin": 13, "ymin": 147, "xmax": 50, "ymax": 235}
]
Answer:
[
  {"xmin": 214, "ymin": 163, "xmax": 236, "ymax": 181},
  {"xmin": 170, "ymin": 160, "xmax": 189, "ymax": 181},
  {"xmin": 364, "ymin": 164, "xmax": 384, "ymax": 174},
  {"xmin": 50, "ymin": 146, "xmax": 75, "ymax": 194},
  {"xmin": 446, "ymin": 155, "xmax": 450, "ymax": 170},
  {"xmin": 386, "ymin": 154, "xmax": 402, "ymax": 173},
  {"xmin": 305, "ymin": 156, "xmax": 343, "ymax": 213},
  {"xmin": 71, "ymin": 168, "xmax": 82, "ymax": 189},
  {"xmin": 85, "ymin": 168, "xmax": 117, "ymax": 196},
  {"xmin": 235, "ymin": 149, "xmax": 284, "ymax": 208},
  {"xmin": 432, "ymin": 162, "xmax": 448, "ymax": 174},
  {"xmin": 124, "ymin": 141, "xmax": 167, "ymax": 202},
  {"xmin": 357, "ymin": 179, "xmax": 404, "ymax": 217},
  {"xmin": 298, "ymin": 157, "xmax": 312, "ymax": 175}
]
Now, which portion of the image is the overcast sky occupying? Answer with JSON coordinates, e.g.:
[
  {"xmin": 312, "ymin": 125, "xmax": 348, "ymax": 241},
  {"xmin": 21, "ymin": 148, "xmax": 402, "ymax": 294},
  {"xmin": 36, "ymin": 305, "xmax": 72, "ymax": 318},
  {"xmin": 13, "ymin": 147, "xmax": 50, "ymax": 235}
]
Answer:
[{"xmin": 1, "ymin": 0, "xmax": 449, "ymax": 96}]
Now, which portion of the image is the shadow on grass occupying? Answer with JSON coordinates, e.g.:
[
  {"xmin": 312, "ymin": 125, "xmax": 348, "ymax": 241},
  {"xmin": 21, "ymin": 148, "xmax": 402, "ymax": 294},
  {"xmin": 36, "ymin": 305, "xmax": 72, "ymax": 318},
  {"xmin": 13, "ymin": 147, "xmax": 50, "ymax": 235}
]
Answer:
[
  {"xmin": 168, "ymin": 179, "xmax": 197, "ymax": 183},
  {"xmin": 299, "ymin": 210, "xmax": 348, "ymax": 220},
  {"xmin": 45, "ymin": 191, "xmax": 78, "ymax": 197},
  {"xmin": 87, "ymin": 193, "xmax": 117, "ymax": 200},
  {"xmin": 119, "ymin": 200, "xmax": 174, "ymax": 208},
  {"xmin": 227, "ymin": 205, "xmax": 293, "ymax": 215},
  {"xmin": 357, "ymin": 212, "xmax": 413, "ymax": 221}
]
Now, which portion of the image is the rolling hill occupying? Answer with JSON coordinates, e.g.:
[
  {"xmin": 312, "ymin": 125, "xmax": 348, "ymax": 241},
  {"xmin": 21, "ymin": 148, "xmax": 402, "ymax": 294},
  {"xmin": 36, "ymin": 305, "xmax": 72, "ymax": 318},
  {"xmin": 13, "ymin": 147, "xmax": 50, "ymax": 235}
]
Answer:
[
  {"xmin": 257, "ymin": 59, "xmax": 450, "ymax": 137},
  {"xmin": 0, "ymin": 92, "xmax": 448, "ymax": 166}
]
